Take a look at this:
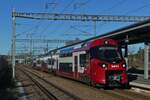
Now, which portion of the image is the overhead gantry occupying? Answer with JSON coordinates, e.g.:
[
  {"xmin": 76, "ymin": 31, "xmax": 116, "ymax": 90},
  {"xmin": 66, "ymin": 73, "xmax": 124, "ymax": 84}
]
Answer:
[{"xmin": 12, "ymin": 9, "xmax": 150, "ymax": 79}]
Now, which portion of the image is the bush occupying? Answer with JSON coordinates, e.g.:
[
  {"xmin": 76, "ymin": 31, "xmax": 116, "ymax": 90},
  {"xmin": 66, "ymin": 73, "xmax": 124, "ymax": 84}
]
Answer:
[{"xmin": 0, "ymin": 56, "xmax": 17, "ymax": 100}]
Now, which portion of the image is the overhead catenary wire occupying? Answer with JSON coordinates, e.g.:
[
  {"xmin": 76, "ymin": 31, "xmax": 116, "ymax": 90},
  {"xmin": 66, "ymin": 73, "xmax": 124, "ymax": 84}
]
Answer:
[
  {"xmin": 97, "ymin": 0, "xmax": 126, "ymax": 35},
  {"xmin": 100, "ymin": 0, "xmax": 125, "ymax": 14},
  {"xmin": 39, "ymin": 0, "xmax": 58, "ymax": 35},
  {"xmin": 19, "ymin": 0, "xmax": 57, "ymax": 37},
  {"xmin": 33, "ymin": 0, "xmax": 75, "ymax": 51},
  {"xmin": 53, "ymin": 0, "xmax": 91, "ymax": 38},
  {"xmin": 124, "ymin": 2, "xmax": 150, "ymax": 15},
  {"xmin": 99, "ymin": 1, "xmax": 150, "ymax": 33},
  {"xmin": 48, "ymin": 0, "xmax": 75, "ymax": 34},
  {"xmin": 73, "ymin": 0, "xmax": 90, "ymax": 10},
  {"xmin": 38, "ymin": 0, "xmax": 75, "ymax": 37},
  {"xmin": 17, "ymin": 0, "xmax": 58, "ymax": 56}
]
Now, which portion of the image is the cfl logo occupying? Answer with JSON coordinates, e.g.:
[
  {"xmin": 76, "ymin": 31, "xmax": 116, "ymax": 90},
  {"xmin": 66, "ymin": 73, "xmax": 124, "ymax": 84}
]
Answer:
[{"xmin": 112, "ymin": 65, "xmax": 119, "ymax": 68}]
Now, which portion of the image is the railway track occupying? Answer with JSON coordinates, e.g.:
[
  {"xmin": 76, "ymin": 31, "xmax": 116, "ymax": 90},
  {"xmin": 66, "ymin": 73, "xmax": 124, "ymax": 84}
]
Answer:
[
  {"xmin": 98, "ymin": 88, "xmax": 150, "ymax": 100},
  {"xmin": 18, "ymin": 67, "xmax": 81, "ymax": 100},
  {"xmin": 18, "ymin": 65, "xmax": 150, "ymax": 100}
]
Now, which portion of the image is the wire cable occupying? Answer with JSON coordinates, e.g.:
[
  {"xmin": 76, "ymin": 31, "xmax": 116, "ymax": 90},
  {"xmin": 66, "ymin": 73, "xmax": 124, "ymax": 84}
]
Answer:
[
  {"xmin": 97, "ymin": 0, "xmax": 126, "ymax": 35},
  {"xmin": 124, "ymin": 2, "xmax": 150, "ymax": 15}
]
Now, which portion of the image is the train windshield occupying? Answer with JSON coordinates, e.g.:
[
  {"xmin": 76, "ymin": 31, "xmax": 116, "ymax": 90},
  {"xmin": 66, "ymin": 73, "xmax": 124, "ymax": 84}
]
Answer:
[{"xmin": 90, "ymin": 47, "xmax": 122, "ymax": 62}]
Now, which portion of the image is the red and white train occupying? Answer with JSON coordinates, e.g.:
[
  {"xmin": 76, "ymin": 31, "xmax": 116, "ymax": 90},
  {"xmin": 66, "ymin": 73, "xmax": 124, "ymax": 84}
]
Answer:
[{"xmin": 33, "ymin": 38, "xmax": 129, "ymax": 87}]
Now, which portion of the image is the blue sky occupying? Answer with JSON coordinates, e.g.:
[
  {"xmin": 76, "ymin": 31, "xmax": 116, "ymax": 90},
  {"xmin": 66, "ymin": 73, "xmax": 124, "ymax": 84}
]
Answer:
[{"xmin": 0, "ymin": 0, "xmax": 150, "ymax": 55}]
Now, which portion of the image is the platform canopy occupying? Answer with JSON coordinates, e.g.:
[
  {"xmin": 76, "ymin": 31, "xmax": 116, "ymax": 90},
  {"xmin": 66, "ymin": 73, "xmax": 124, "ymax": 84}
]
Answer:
[
  {"xmin": 48, "ymin": 19, "xmax": 150, "ymax": 52},
  {"xmin": 101, "ymin": 19, "xmax": 150, "ymax": 44}
]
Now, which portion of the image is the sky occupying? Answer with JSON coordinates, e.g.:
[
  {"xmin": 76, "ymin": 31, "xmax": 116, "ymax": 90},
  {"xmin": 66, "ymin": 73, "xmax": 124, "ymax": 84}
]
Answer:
[{"xmin": 0, "ymin": 0, "xmax": 150, "ymax": 55}]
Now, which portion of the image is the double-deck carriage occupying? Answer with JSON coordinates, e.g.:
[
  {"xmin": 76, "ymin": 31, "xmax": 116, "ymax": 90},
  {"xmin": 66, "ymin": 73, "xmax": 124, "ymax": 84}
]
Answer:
[
  {"xmin": 33, "ymin": 38, "xmax": 129, "ymax": 87},
  {"xmin": 47, "ymin": 54, "xmax": 59, "ymax": 73},
  {"xmin": 56, "ymin": 38, "xmax": 128, "ymax": 87},
  {"xmin": 32, "ymin": 57, "xmax": 49, "ymax": 72},
  {"xmin": 32, "ymin": 58, "xmax": 42, "ymax": 70}
]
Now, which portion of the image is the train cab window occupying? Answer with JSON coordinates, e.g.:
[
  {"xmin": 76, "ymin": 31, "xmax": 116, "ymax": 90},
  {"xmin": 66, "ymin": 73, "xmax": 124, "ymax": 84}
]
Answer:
[
  {"xmin": 90, "ymin": 46, "xmax": 122, "ymax": 63},
  {"xmin": 99, "ymin": 47, "xmax": 121, "ymax": 61}
]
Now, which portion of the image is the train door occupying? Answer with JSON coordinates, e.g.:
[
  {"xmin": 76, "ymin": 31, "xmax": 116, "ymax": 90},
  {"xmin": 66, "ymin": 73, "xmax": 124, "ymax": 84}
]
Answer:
[
  {"xmin": 55, "ymin": 58, "xmax": 59, "ymax": 74},
  {"xmin": 74, "ymin": 56, "xmax": 78, "ymax": 79},
  {"xmin": 56, "ymin": 59, "xmax": 58, "ymax": 70}
]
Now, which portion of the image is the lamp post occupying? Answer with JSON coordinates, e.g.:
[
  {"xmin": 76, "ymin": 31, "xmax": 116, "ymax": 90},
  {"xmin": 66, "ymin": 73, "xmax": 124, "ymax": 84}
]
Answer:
[{"xmin": 12, "ymin": 9, "xmax": 16, "ymax": 79}]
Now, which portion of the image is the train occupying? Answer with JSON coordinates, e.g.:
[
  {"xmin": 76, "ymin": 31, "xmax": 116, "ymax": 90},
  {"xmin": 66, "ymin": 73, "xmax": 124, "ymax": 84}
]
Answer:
[{"xmin": 32, "ymin": 38, "xmax": 129, "ymax": 87}]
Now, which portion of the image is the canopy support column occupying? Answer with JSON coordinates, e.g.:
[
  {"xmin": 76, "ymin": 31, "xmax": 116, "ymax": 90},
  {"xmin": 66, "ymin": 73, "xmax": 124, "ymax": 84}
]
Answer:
[{"xmin": 144, "ymin": 42, "xmax": 149, "ymax": 79}]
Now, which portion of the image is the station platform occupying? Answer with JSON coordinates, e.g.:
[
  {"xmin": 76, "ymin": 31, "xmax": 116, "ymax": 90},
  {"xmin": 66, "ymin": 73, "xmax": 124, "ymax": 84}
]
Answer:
[{"xmin": 128, "ymin": 73, "xmax": 150, "ymax": 90}]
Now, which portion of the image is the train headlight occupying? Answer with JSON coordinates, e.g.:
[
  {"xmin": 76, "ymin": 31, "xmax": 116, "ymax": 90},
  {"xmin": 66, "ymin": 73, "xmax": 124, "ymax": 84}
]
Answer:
[
  {"xmin": 122, "ymin": 64, "xmax": 126, "ymax": 68},
  {"xmin": 104, "ymin": 40, "xmax": 109, "ymax": 45},
  {"xmin": 102, "ymin": 64, "xmax": 107, "ymax": 68}
]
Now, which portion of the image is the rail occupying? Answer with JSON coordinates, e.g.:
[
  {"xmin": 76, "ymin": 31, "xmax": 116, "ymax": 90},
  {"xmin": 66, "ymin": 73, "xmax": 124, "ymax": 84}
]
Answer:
[{"xmin": 18, "ymin": 67, "xmax": 81, "ymax": 100}]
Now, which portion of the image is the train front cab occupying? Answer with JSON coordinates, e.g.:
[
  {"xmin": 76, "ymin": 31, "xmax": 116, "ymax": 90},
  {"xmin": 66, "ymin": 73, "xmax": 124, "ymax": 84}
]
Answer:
[{"xmin": 89, "ymin": 39, "xmax": 129, "ymax": 87}]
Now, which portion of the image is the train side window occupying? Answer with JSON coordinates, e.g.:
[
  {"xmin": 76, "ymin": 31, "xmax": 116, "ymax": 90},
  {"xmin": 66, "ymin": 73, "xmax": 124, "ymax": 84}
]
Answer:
[
  {"xmin": 80, "ymin": 54, "xmax": 86, "ymax": 67},
  {"xmin": 48, "ymin": 58, "xmax": 55, "ymax": 65},
  {"xmin": 59, "ymin": 63, "xmax": 72, "ymax": 72},
  {"xmin": 37, "ymin": 60, "xmax": 41, "ymax": 64},
  {"xmin": 90, "ymin": 47, "xmax": 98, "ymax": 59}
]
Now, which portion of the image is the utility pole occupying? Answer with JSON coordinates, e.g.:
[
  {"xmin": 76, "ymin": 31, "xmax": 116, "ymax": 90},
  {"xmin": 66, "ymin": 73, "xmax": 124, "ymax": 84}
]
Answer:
[
  {"xmin": 144, "ymin": 42, "xmax": 149, "ymax": 79},
  {"xmin": 46, "ymin": 41, "xmax": 49, "ymax": 53},
  {"xmin": 12, "ymin": 9, "xmax": 16, "ymax": 79},
  {"xmin": 29, "ymin": 33, "xmax": 33, "ymax": 60},
  {"xmin": 125, "ymin": 35, "xmax": 129, "ymax": 70}
]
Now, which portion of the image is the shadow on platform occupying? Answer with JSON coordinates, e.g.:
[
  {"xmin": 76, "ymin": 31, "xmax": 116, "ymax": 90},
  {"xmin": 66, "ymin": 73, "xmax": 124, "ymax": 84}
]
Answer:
[
  {"xmin": 128, "ymin": 67, "xmax": 150, "ymax": 74},
  {"xmin": 128, "ymin": 74, "xmax": 138, "ymax": 82}
]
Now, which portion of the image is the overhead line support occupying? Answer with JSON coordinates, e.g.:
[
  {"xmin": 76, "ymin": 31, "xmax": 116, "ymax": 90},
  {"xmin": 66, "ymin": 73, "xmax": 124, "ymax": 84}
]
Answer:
[
  {"xmin": 13, "ymin": 12, "xmax": 150, "ymax": 22},
  {"xmin": 16, "ymin": 39, "xmax": 72, "ymax": 43},
  {"xmin": 12, "ymin": 9, "xmax": 16, "ymax": 79}
]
